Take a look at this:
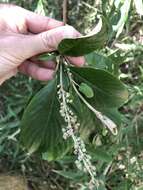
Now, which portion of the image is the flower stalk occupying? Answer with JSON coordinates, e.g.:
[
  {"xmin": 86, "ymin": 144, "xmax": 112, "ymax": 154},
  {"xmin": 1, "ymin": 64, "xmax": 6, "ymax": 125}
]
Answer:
[{"xmin": 58, "ymin": 62, "xmax": 98, "ymax": 187}]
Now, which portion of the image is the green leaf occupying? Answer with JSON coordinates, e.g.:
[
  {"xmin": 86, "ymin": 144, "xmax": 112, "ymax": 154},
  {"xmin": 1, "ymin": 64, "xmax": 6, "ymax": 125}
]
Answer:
[
  {"xmin": 20, "ymin": 78, "xmax": 71, "ymax": 160},
  {"xmin": 86, "ymin": 53, "xmax": 108, "ymax": 70},
  {"xmin": 42, "ymin": 140, "xmax": 71, "ymax": 161},
  {"xmin": 113, "ymin": 0, "xmax": 131, "ymax": 38},
  {"xmin": 79, "ymin": 83, "xmax": 94, "ymax": 98},
  {"xmin": 70, "ymin": 66, "xmax": 128, "ymax": 108},
  {"xmin": 58, "ymin": 17, "xmax": 108, "ymax": 56},
  {"xmin": 35, "ymin": 0, "xmax": 46, "ymax": 16},
  {"xmin": 53, "ymin": 170, "xmax": 85, "ymax": 181},
  {"xmin": 86, "ymin": 51, "xmax": 125, "ymax": 75},
  {"xmin": 90, "ymin": 147, "xmax": 113, "ymax": 163}
]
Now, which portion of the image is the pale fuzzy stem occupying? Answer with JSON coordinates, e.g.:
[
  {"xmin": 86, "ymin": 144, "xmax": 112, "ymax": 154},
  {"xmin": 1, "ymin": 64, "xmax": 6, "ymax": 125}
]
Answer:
[
  {"xmin": 103, "ymin": 161, "xmax": 113, "ymax": 176},
  {"xmin": 8, "ymin": 129, "xmax": 20, "ymax": 141}
]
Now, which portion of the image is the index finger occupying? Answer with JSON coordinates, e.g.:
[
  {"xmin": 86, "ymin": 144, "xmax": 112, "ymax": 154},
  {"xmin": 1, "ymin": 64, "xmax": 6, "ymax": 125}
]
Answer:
[
  {"xmin": 26, "ymin": 14, "xmax": 64, "ymax": 33},
  {"xmin": 20, "ymin": 6, "xmax": 64, "ymax": 33}
]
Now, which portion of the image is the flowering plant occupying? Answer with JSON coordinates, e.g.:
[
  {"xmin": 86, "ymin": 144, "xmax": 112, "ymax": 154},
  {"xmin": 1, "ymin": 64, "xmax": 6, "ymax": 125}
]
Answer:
[{"xmin": 20, "ymin": 17, "xmax": 128, "ymax": 187}]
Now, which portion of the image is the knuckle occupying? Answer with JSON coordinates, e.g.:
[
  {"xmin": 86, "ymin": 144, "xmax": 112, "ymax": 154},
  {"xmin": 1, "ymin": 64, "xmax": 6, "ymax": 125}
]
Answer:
[
  {"xmin": 39, "ymin": 25, "xmax": 79, "ymax": 51},
  {"xmin": 61, "ymin": 25, "xmax": 78, "ymax": 38},
  {"xmin": 39, "ymin": 32, "xmax": 55, "ymax": 51}
]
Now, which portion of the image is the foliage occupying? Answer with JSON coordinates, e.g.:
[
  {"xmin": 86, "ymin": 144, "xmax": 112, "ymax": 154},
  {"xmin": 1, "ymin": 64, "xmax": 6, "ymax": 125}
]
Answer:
[{"xmin": 0, "ymin": 0, "xmax": 143, "ymax": 190}]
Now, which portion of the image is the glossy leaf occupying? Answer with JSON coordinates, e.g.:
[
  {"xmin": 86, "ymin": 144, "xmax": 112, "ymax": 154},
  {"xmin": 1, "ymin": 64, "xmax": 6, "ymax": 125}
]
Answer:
[
  {"xmin": 70, "ymin": 66, "xmax": 128, "ymax": 108},
  {"xmin": 86, "ymin": 52, "xmax": 108, "ymax": 70},
  {"xmin": 79, "ymin": 83, "xmax": 94, "ymax": 98},
  {"xmin": 20, "ymin": 78, "xmax": 71, "ymax": 159},
  {"xmin": 58, "ymin": 17, "xmax": 108, "ymax": 56},
  {"xmin": 86, "ymin": 51, "xmax": 125, "ymax": 75}
]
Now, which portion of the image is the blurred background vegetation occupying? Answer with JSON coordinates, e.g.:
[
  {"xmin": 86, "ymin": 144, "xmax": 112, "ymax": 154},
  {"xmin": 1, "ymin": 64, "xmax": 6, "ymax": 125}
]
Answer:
[{"xmin": 0, "ymin": 0, "xmax": 143, "ymax": 189}]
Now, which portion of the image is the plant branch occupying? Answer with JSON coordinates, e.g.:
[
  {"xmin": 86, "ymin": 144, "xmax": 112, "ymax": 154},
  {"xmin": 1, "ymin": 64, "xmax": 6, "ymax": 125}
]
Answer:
[{"xmin": 63, "ymin": 0, "xmax": 68, "ymax": 25}]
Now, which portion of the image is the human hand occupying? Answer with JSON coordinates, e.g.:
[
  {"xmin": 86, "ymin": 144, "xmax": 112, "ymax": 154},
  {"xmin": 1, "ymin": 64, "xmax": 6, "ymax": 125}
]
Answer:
[{"xmin": 0, "ymin": 4, "xmax": 84, "ymax": 85}]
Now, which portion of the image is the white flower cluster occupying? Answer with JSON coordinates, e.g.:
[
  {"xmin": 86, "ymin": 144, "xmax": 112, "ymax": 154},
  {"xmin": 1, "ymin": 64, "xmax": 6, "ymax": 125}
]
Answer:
[
  {"xmin": 57, "ymin": 84, "xmax": 97, "ymax": 185},
  {"xmin": 74, "ymin": 137, "xmax": 96, "ymax": 175}
]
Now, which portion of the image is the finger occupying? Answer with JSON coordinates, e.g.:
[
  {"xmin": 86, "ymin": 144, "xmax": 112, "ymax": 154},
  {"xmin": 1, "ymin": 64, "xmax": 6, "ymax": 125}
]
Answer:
[
  {"xmin": 0, "ymin": 5, "xmax": 63, "ymax": 33},
  {"xmin": 67, "ymin": 56, "xmax": 85, "ymax": 67},
  {"xmin": 31, "ymin": 56, "xmax": 84, "ymax": 68},
  {"xmin": 20, "ymin": 25, "xmax": 80, "ymax": 59},
  {"xmin": 18, "ymin": 60, "xmax": 54, "ymax": 81},
  {"xmin": 30, "ymin": 57, "xmax": 56, "ymax": 69},
  {"xmin": 24, "ymin": 9, "xmax": 63, "ymax": 33}
]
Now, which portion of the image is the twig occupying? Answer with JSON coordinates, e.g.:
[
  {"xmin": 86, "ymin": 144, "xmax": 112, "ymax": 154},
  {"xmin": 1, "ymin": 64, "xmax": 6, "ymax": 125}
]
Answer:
[{"xmin": 63, "ymin": 0, "xmax": 68, "ymax": 25}]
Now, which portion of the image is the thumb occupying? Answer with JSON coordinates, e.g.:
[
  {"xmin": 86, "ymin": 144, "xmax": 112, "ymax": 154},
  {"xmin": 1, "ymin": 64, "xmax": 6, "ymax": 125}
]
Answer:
[{"xmin": 21, "ymin": 25, "xmax": 80, "ymax": 59}]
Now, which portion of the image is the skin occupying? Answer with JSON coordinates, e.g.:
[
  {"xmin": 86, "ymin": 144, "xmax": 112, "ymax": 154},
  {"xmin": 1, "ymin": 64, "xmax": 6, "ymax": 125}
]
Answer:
[{"xmin": 0, "ymin": 4, "xmax": 84, "ymax": 85}]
